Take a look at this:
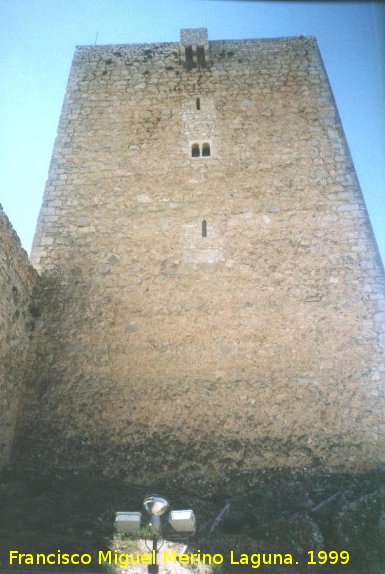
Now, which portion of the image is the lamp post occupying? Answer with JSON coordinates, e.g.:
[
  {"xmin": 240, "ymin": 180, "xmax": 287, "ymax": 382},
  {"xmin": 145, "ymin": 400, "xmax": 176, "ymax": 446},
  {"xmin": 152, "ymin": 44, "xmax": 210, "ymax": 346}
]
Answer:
[
  {"xmin": 143, "ymin": 496, "xmax": 169, "ymax": 574},
  {"xmin": 115, "ymin": 495, "xmax": 196, "ymax": 574}
]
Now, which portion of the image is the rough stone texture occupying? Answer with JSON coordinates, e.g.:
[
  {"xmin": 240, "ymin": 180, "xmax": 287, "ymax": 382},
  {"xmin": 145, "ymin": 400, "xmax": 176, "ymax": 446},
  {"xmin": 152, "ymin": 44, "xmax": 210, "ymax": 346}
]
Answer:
[
  {"xmin": 1, "ymin": 466, "xmax": 384, "ymax": 573},
  {"xmin": 0, "ymin": 206, "xmax": 38, "ymax": 469},
  {"xmin": 180, "ymin": 28, "xmax": 209, "ymax": 46},
  {"xmin": 14, "ymin": 33, "xmax": 385, "ymax": 486},
  {"xmin": 180, "ymin": 28, "xmax": 210, "ymax": 66}
]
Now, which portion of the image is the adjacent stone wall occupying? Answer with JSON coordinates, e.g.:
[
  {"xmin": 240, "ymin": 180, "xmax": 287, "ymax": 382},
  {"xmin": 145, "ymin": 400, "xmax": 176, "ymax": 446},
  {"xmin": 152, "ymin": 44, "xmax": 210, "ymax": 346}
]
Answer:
[
  {"xmin": 0, "ymin": 206, "xmax": 37, "ymax": 470},
  {"xmin": 16, "ymin": 35, "xmax": 385, "ymax": 487}
]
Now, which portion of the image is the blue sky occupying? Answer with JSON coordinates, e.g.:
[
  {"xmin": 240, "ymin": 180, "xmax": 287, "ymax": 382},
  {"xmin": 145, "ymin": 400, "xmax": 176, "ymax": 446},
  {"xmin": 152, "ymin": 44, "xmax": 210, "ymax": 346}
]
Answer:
[{"xmin": 1, "ymin": 0, "xmax": 384, "ymax": 263}]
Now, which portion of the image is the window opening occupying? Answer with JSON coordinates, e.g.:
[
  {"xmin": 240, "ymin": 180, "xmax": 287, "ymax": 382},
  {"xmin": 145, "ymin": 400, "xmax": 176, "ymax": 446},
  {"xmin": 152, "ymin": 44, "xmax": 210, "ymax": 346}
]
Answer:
[
  {"xmin": 196, "ymin": 97, "xmax": 201, "ymax": 110},
  {"xmin": 202, "ymin": 219, "xmax": 207, "ymax": 237},
  {"xmin": 197, "ymin": 46, "xmax": 205, "ymax": 66},
  {"xmin": 192, "ymin": 143, "xmax": 200, "ymax": 157},
  {"xmin": 185, "ymin": 46, "xmax": 194, "ymax": 69},
  {"xmin": 202, "ymin": 143, "xmax": 210, "ymax": 157}
]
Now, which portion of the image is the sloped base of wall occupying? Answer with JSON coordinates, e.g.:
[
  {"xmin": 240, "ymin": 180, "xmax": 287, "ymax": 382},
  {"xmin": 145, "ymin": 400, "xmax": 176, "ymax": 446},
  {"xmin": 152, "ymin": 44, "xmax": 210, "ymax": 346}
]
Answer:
[{"xmin": 0, "ymin": 465, "xmax": 384, "ymax": 573}]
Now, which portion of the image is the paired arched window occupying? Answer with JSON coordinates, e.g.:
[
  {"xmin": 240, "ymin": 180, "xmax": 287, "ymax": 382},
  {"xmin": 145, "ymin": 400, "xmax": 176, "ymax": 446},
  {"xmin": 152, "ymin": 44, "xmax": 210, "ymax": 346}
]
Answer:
[
  {"xmin": 202, "ymin": 143, "xmax": 210, "ymax": 157},
  {"xmin": 191, "ymin": 142, "xmax": 211, "ymax": 158},
  {"xmin": 191, "ymin": 143, "xmax": 200, "ymax": 158}
]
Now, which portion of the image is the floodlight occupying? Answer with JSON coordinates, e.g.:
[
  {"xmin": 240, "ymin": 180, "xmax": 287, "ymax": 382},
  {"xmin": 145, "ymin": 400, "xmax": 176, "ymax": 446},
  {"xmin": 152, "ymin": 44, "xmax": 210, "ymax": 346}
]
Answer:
[
  {"xmin": 143, "ymin": 495, "xmax": 169, "ymax": 516},
  {"xmin": 115, "ymin": 496, "xmax": 197, "ymax": 574},
  {"xmin": 169, "ymin": 509, "xmax": 196, "ymax": 534},
  {"xmin": 115, "ymin": 511, "xmax": 142, "ymax": 534}
]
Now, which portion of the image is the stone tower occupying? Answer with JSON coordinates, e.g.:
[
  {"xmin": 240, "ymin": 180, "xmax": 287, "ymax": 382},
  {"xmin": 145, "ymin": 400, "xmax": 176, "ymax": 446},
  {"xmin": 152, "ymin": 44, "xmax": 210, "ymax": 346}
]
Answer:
[{"xmin": 16, "ymin": 29, "xmax": 385, "ymax": 488}]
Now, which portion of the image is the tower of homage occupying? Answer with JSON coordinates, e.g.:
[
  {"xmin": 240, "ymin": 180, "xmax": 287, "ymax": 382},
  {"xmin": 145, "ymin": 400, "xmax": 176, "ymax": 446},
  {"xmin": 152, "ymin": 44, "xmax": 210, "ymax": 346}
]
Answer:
[{"xmin": 2, "ymin": 29, "xmax": 385, "ymax": 494}]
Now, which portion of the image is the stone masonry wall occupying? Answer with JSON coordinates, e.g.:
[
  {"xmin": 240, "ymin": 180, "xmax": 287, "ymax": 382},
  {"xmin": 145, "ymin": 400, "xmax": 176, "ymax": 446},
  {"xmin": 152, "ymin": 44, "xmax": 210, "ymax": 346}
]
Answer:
[
  {"xmin": 15, "ymin": 34, "xmax": 385, "ymax": 488},
  {"xmin": 0, "ymin": 206, "xmax": 38, "ymax": 470}
]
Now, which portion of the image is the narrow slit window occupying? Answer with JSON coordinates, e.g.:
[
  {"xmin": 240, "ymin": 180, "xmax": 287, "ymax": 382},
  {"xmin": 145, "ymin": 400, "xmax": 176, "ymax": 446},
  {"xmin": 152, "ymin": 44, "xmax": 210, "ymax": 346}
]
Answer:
[
  {"xmin": 202, "ymin": 219, "xmax": 207, "ymax": 237},
  {"xmin": 192, "ymin": 143, "xmax": 200, "ymax": 157},
  {"xmin": 196, "ymin": 97, "xmax": 201, "ymax": 110},
  {"xmin": 202, "ymin": 143, "xmax": 210, "ymax": 157}
]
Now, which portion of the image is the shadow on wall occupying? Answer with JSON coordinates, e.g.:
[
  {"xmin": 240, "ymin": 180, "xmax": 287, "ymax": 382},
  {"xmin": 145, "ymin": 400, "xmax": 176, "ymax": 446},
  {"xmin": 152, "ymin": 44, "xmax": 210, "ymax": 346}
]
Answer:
[
  {"xmin": 0, "ymin": 465, "xmax": 384, "ymax": 573},
  {"xmin": 4, "ymin": 265, "xmax": 385, "ymax": 573}
]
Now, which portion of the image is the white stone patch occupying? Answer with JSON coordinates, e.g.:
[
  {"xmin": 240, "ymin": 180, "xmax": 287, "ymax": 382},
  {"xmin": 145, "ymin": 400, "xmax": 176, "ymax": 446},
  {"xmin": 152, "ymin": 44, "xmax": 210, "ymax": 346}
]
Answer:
[
  {"xmin": 182, "ymin": 219, "xmax": 225, "ymax": 264},
  {"xmin": 136, "ymin": 194, "xmax": 152, "ymax": 203}
]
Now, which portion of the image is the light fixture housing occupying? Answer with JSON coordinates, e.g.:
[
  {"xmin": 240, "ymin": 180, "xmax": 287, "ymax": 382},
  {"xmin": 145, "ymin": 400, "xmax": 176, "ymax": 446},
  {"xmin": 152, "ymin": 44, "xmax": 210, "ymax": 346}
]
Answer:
[
  {"xmin": 169, "ymin": 509, "xmax": 196, "ymax": 534},
  {"xmin": 143, "ymin": 495, "xmax": 170, "ymax": 517},
  {"xmin": 115, "ymin": 511, "xmax": 142, "ymax": 534}
]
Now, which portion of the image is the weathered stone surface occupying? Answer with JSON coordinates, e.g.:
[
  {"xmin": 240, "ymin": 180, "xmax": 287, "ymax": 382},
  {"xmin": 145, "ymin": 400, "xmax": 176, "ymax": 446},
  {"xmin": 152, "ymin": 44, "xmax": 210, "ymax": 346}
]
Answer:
[
  {"xmin": 0, "ymin": 206, "xmax": 38, "ymax": 469},
  {"xmin": 0, "ymin": 466, "xmax": 384, "ymax": 573},
  {"xmin": 11, "ymin": 31, "xmax": 385, "ymax": 486}
]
